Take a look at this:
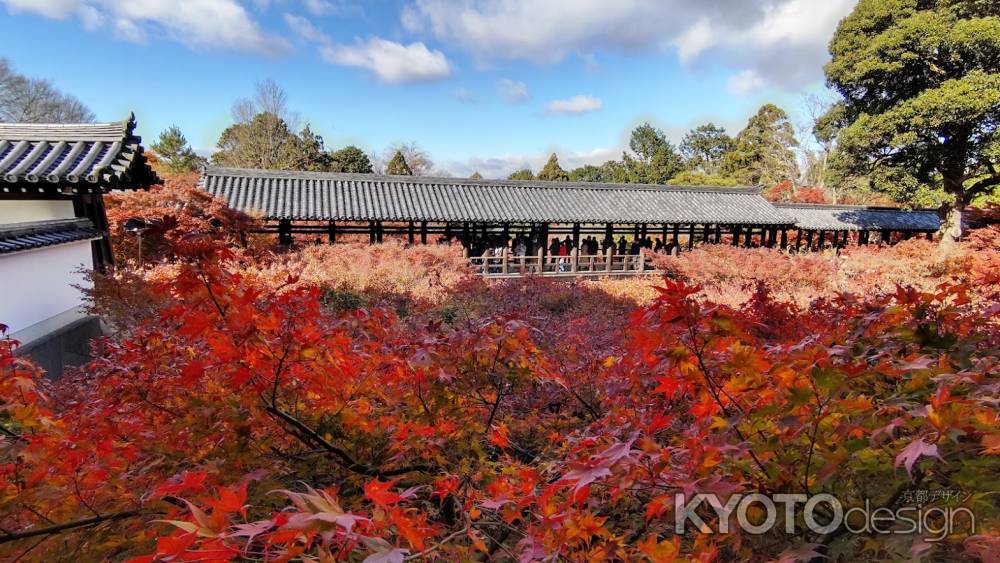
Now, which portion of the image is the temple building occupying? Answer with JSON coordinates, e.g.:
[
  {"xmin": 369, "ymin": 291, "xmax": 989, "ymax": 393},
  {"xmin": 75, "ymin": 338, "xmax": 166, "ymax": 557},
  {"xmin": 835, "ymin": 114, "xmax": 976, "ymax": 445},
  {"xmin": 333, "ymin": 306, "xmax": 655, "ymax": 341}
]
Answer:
[{"xmin": 0, "ymin": 115, "xmax": 157, "ymax": 374}]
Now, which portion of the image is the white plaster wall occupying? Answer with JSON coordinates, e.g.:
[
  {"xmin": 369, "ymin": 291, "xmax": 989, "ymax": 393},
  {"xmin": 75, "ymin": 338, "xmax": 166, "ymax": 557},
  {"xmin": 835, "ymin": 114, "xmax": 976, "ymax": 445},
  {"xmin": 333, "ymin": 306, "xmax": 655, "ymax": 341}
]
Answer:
[
  {"xmin": 0, "ymin": 200, "xmax": 75, "ymax": 224},
  {"xmin": 0, "ymin": 241, "xmax": 92, "ymax": 333}
]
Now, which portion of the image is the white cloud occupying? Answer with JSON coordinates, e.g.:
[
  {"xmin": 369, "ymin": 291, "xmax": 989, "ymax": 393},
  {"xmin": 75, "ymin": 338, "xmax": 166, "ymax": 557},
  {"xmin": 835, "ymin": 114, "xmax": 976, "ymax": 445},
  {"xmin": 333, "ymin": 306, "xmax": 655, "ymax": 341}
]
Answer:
[
  {"xmin": 402, "ymin": 0, "xmax": 857, "ymax": 90},
  {"xmin": 545, "ymin": 95, "xmax": 602, "ymax": 115},
  {"xmin": 304, "ymin": 0, "xmax": 334, "ymax": 15},
  {"xmin": 284, "ymin": 14, "xmax": 452, "ymax": 84},
  {"xmin": 498, "ymin": 79, "xmax": 529, "ymax": 103},
  {"xmin": 1, "ymin": 0, "xmax": 290, "ymax": 55},
  {"xmin": 321, "ymin": 38, "xmax": 452, "ymax": 84},
  {"xmin": 727, "ymin": 69, "xmax": 765, "ymax": 95},
  {"xmin": 284, "ymin": 13, "xmax": 329, "ymax": 44}
]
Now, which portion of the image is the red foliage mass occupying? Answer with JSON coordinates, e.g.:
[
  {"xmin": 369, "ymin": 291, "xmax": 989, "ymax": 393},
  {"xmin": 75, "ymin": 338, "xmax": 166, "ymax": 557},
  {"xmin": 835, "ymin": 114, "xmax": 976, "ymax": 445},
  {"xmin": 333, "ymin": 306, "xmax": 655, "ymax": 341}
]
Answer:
[{"xmin": 2, "ymin": 220, "xmax": 998, "ymax": 561}]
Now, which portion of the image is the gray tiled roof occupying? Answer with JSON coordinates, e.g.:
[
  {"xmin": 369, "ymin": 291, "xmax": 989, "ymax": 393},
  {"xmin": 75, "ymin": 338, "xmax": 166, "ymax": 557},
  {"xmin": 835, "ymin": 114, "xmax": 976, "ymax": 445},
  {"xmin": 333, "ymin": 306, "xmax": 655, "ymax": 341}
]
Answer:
[
  {"xmin": 201, "ymin": 167, "xmax": 795, "ymax": 225},
  {"xmin": 0, "ymin": 114, "xmax": 159, "ymax": 193},
  {"xmin": 775, "ymin": 204, "xmax": 941, "ymax": 231},
  {"xmin": 0, "ymin": 218, "xmax": 101, "ymax": 254}
]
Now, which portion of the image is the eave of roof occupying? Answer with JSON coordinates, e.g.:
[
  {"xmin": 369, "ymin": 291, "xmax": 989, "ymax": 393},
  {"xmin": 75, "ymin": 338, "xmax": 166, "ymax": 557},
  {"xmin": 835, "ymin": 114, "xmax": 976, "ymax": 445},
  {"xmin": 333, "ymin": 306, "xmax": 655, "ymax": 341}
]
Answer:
[
  {"xmin": 774, "ymin": 203, "xmax": 941, "ymax": 231},
  {"xmin": 0, "ymin": 218, "xmax": 102, "ymax": 255},
  {"xmin": 0, "ymin": 113, "xmax": 159, "ymax": 193},
  {"xmin": 201, "ymin": 166, "xmax": 795, "ymax": 225}
]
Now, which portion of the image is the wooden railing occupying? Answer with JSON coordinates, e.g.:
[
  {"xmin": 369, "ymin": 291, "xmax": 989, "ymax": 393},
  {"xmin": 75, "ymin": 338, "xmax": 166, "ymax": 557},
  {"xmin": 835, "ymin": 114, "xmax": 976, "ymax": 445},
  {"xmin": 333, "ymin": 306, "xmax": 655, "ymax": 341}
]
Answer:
[{"xmin": 468, "ymin": 248, "xmax": 656, "ymax": 278}]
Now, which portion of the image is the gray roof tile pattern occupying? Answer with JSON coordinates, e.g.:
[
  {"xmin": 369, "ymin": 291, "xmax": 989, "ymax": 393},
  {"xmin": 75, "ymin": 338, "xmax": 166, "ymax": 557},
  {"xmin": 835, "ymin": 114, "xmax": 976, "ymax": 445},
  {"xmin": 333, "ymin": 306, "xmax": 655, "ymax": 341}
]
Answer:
[
  {"xmin": 0, "ymin": 218, "xmax": 102, "ymax": 255},
  {"xmin": 201, "ymin": 167, "xmax": 796, "ymax": 225},
  {"xmin": 0, "ymin": 114, "xmax": 159, "ymax": 192},
  {"xmin": 775, "ymin": 204, "xmax": 941, "ymax": 231}
]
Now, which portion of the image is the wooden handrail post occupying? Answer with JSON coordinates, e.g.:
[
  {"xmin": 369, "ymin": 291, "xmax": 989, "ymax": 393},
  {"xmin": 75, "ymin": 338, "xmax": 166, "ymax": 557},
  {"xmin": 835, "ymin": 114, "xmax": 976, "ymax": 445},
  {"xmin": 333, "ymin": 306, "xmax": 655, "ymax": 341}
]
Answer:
[
  {"xmin": 501, "ymin": 247, "xmax": 509, "ymax": 275},
  {"xmin": 537, "ymin": 248, "xmax": 545, "ymax": 274},
  {"xmin": 606, "ymin": 248, "xmax": 613, "ymax": 272},
  {"xmin": 571, "ymin": 248, "xmax": 578, "ymax": 273}
]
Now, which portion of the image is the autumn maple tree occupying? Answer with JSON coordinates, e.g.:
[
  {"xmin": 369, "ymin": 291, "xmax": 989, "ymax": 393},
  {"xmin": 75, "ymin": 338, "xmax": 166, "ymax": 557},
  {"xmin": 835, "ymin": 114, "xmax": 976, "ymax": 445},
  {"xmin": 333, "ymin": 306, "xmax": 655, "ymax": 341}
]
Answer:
[{"xmin": 2, "ymin": 202, "xmax": 998, "ymax": 560}]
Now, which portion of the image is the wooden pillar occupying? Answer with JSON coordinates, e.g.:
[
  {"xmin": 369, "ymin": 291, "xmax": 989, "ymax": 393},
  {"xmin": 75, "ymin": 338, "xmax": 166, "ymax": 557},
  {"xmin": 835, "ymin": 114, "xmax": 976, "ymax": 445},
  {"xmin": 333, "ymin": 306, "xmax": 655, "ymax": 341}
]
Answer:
[
  {"xmin": 407, "ymin": 221, "xmax": 415, "ymax": 244},
  {"xmin": 368, "ymin": 221, "xmax": 377, "ymax": 244},
  {"xmin": 606, "ymin": 247, "xmax": 614, "ymax": 272},
  {"xmin": 74, "ymin": 193, "xmax": 114, "ymax": 271},
  {"xmin": 702, "ymin": 223, "xmax": 711, "ymax": 243},
  {"xmin": 328, "ymin": 220, "xmax": 336, "ymax": 244},
  {"xmin": 795, "ymin": 229, "xmax": 803, "ymax": 250},
  {"xmin": 540, "ymin": 223, "xmax": 549, "ymax": 262},
  {"xmin": 501, "ymin": 247, "xmax": 509, "ymax": 275},
  {"xmin": 806, "ymin": 230, "xmax": 814, "ymax": 250},
  {"xmin": 903, "ymin": 231, "xmax": 913, "ymax": 240},
  {"xmin": 572, "ymin": 223, "xmax": 581, "ymax": 250},
  {"xmin": 633, "ymin": 224, "xmax": 640, "ymax": 239},
  {"xmin": 732, "ymin": 225, "xmax": 741, "ymax": 246},
  {"xmin": 744, "ymin": 225, "xmax": 753, "ymax": 247},
  {"xmin": 859, "ymin": 230, "xmax": 869, "ymax": 245},
  {"xmin": 925, "ymin": 231, "xmax": 933, "ymax": 241},
  {"xmin": 779, "ymin": 229, "xmax": 788, "ymax": 250},
  {"xmin": 605, "ymin": 223, "xmax": 614, "ymax": 242},
  {"xmin": 640, "ymin": 223, "xmax": 648, "ymax": 240},
  {"xmin": 376, "ymin": 221, "xmax": 384, "ymax": 243},
  {"xmin": 672, "ymin": 224, "xmax": 680, "ymax": 247},
  {"xmin": 818, "ymin": 230, "xmax": 827, "ymax": 249},
  {"xmin": 765, "ymin": 228, "xmax": 776, "ymax": 248},
  {"xmin": 420, "ymin": 221, "xmax": 428, "ymax": 244},
  {"xmin": 571, "ymin": 247, "xmax": 579, "ymax": 273},
  {"xmin": 462, "ymin": 222, "xmax": 470, "ymax": 247},
  {"xmin": 687, "ymin": 224, "xmax": 696, "ymax": 250},
  {"xmin": 881, "ymin": 229, "xmax": 891, "ymax": 243},
  {"xmin": 279, "ymin": 219, "xmax": 294, "ymax": 246},
  {"xmin": 714, "ymin": 224, "xmax": 722, "ymax": 243}
]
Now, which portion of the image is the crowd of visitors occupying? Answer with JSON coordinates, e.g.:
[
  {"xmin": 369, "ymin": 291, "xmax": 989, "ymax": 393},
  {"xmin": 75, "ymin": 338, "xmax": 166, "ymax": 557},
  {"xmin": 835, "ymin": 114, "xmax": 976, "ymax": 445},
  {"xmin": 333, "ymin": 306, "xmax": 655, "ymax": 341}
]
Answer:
[{"xmin": 442, "ymin": 230, "xmax": 678, "ymax": 258}]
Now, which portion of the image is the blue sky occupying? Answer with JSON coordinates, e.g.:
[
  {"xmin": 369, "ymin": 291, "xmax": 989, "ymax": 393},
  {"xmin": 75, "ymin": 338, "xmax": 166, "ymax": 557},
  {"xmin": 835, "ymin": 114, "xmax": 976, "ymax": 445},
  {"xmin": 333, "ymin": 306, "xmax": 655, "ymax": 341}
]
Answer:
[{"xmin": 0, "ymin": 0, "xmax": 855, "ymax": 177}]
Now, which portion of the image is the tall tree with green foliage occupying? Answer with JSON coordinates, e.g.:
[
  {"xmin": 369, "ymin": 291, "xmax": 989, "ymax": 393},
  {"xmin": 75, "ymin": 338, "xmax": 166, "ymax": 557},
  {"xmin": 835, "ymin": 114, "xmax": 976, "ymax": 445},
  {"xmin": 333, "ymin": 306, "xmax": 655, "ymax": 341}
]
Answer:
[
  {"xmin": 723, "ymin": 104, "xmax": 800, "ymax": 187},
  {"xmin": 151, "ymin": 125, "xmax": 206, "ymax": 173},
  {"xmin": 385, "ymin": 150, "xmax": 413, "ymax": 175},
  {"xmin": 626, "ymin": 123, "xmax": 685, "ymax": 183},
  {"xmin": 680, "ymin": 123, "xmax": 733, "ymax": 174},
  {"xmin": 537, "ymin": 153, "xmax": 569, "ymax": 181},
  {"xmin": 212, "ymin": 81, "xmax": 335, "ymax": 171},
  {"xmin": 507, "ymin": 168, "xmax": 535, "ymax": 181},
  {"xmin": 330, "ymin": 146, "xmax": 373, "ymax": 173},
  {"xmin": 297, "ymin": 125, "xmax": 334, "ymax": 172},
  {"xmin": 825, "ymin": 0, "xmax": 1000, "ymax": 243},
  {"xmin": 213, "ymin": 112, "xmax": 304, "ymax": 170}
]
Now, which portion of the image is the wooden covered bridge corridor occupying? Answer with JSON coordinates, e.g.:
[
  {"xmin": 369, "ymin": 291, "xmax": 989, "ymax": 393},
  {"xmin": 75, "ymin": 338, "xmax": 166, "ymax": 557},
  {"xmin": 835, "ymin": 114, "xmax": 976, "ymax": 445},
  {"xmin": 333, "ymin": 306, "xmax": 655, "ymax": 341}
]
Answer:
[{"xmin": 200, "ymin": 167, "xmax": 942, "ymax": 278}]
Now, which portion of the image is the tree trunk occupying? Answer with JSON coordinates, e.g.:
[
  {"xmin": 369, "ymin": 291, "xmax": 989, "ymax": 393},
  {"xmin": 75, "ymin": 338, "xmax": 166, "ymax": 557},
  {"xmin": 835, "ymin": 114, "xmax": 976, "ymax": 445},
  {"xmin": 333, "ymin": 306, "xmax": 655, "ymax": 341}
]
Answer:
[{"xmin": 937, "ymin": 193, "xmax": 964, "ymax": 251}]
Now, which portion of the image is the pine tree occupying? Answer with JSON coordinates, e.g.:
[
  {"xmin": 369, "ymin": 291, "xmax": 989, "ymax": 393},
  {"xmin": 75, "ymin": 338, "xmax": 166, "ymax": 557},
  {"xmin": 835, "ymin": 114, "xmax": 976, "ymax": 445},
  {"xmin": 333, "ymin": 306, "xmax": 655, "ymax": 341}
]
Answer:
[
  {"xmin": 330, "ymin": 146, "xmax": 373, "ymax": 173},
  {"xmin": 385, "ymin": 150, "xmax": 413, "ymax": 175},
  {"xmin": 722, "ymin": 104, "xmax": 800, "ymax": 188},
  {"xmin": 507, "ymin": 169, "xmax": 535, "ymax": 181},
  {"xmin": 537, "ymin": 153, "xmax": 569, "ymax": 181},
  {"xmin": 152, "ymin": 125, "xmax": 206, "ymax": 173}
]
